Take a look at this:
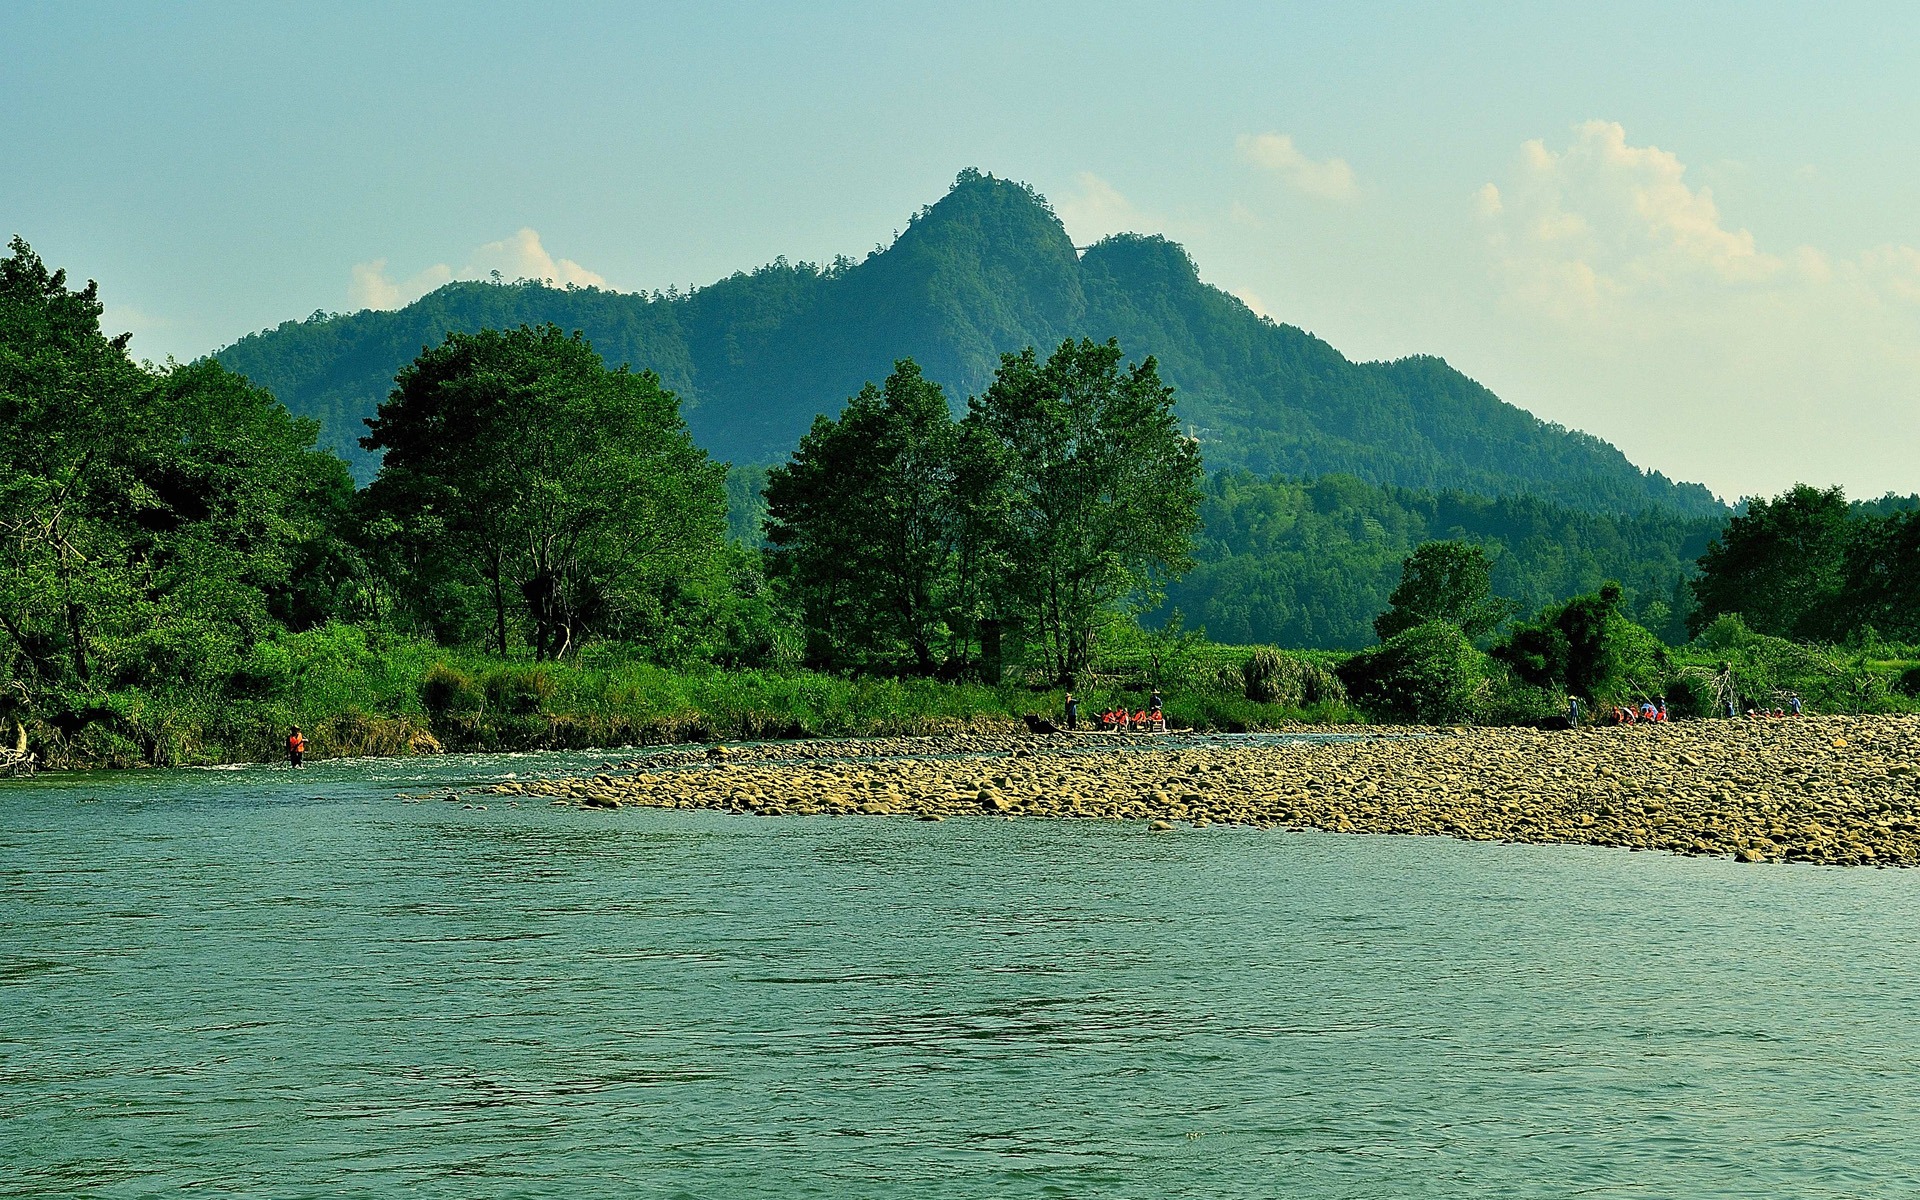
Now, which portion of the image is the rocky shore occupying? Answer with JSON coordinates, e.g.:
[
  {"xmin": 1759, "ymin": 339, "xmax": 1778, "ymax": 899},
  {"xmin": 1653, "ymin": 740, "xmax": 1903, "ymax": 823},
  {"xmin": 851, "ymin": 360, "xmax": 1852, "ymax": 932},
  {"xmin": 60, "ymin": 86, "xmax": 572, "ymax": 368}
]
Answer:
[{"xmin": 492, "ymin": 716, "xmax": 1920, "ymax": 867}]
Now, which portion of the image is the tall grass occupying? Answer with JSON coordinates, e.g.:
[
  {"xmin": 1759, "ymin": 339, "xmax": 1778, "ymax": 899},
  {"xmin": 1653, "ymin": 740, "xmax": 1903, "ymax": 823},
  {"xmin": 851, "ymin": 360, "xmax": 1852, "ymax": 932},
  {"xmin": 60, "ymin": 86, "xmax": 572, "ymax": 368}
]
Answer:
[{"xmin": 39, "ymin": 624, "xmax": 1347, "ymax": 768}]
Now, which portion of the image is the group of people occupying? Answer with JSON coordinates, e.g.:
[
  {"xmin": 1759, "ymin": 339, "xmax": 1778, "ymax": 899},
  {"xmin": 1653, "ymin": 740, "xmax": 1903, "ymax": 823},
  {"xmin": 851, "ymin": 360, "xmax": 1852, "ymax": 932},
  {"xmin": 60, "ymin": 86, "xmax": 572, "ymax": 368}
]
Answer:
[
  {"xmin": 1062, "ymin": 690, "xmax": 1167, "ymax": 733},
  {"xmin": 1567, "ymin": 691, "xmax": 1804, "ymax": 728},
  {"xmin": 1730, "ymin": 693, "xmax": 1803, "ymax": 719},
  {"xmin": 1607, "ymin": 699, "xmax": 1670, "ymax": 725}
]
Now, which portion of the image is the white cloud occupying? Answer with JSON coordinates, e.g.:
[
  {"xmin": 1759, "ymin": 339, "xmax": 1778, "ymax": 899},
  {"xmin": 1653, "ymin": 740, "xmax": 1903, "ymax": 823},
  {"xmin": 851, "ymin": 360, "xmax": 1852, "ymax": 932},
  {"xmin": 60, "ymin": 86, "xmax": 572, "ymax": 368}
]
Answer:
[
  {"xmin": 1053, "ymin": 172, "xmax": 1154, "ymax": 244},
  {"xmin": 1481, "ymin": 120, "xmax": 1786, "ymax": 318},
  {"xmin": 1230, "ymin": 286, "xmax": 1273, "ymax": 320},
  {"xmin": 348, "ymin": 228, "xmax": 607, "ymax": 311},
  {"xmin": 1236, "ymin": 133, "xmax": 1359, "ymax": 202},
  {"xmin": 1472, "ymin": 120, "xmax": 1920, "ymax": 498}
]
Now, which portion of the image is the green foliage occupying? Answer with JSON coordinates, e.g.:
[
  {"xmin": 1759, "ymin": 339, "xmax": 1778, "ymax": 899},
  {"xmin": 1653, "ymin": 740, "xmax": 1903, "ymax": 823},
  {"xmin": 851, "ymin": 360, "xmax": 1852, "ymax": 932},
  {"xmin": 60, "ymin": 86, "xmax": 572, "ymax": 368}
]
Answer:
[
  {"xmin": 1690, "ymin": 484, "xmax": 1851, "ymax": 639},
  {"xmin": 1674, "ymin": 614, "xmax": 1904, "ymax": 715},
  {"xmin": 0, "ymin": 238, "xmax": 356, "ymax": 737},
  {"xmin": 361, "ymin": 324, "xmax": 730, "ymax": 660},
  {"xmin": 1165, "ymin": 471, "xmax": 1716, "ymax": 649},
  {"xmin": 1896, "ymin": 665, "xmax": 1920, "ymax": 698},
  {"xmin": 764, "ymin": 360, "xmax": 965, "ymax": 672},
  {"xmin": 1689, "ymin": 484, "xmax": 1920, "ymax": 645},
  {"xmin": 419, "ymin": 663, "xmax": 483, "ymax": 715},
  {"xmin": 482, "ymin": 665, "xmax": 556, "ymax": 716},
  {"xmin": 1339, "ymin": 621, "xmax": 1486, "ymax": 723},
  {"xmin": 1374, "ymin": 540, "xmax": 1516, "ymax": 642},
  {"xmin": 725, "ymin": 465, "xmax": 770, "ymax": 546},
  {"xmin": 1493, "ymin": 582, "xmax": 1669, "ymax": 705},
  {"xmin": 966, "ymin": 339, "xmax": 1204, "ymax": 682},
  {"xmin": 1242, "ymin": 646, "xmax": 1347, "ymax": 707},
  {"xmin": 215, "ymin": 174, "xmax": 1720, "ymax": 515}
]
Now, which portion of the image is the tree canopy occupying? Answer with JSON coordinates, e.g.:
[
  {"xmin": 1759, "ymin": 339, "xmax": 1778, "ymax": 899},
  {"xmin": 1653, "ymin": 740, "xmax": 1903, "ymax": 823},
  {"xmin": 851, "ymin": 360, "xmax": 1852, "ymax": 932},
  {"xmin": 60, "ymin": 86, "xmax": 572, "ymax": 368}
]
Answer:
[
  {"xmin": 764, "ymin": 360, "xmax": 963, "ymax": 671},
  {"xmin": 361, "ymin": 324, "xmax": 729, "ymax": 660},
  {"xmin": 0, "ymin": 237, "xmax": 351, "ymax": 733},
  {"xmin": 965, "ymin": 339, "xmax": 1203, "ymax": 682},
  {"xmin": 1373, "ymin": 540, "xmax": 1515, "ymax": 642}
]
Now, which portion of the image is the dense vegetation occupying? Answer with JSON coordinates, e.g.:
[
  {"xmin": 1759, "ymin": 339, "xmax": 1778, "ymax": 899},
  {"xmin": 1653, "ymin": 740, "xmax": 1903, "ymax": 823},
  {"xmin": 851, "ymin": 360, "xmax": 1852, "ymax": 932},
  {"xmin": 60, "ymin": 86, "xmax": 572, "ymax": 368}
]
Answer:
[
  {"xmin": 3, "ymin": 237, "xmax": 1912, "ymax": 771},
  {"xmin": 216, "ymin": 171, "xmax": 1719, "ymax": 515},
  {"xmin": 767, "ymin": 346, "xmax": 1202, "ymax": 682},
  {"xmin": 1158, "ymin": 471, "xmax": 1722, "ymax": 648},
  {"xmin": 1687, "ymin": 484, "xmax": 1920, "ymax": 644}
]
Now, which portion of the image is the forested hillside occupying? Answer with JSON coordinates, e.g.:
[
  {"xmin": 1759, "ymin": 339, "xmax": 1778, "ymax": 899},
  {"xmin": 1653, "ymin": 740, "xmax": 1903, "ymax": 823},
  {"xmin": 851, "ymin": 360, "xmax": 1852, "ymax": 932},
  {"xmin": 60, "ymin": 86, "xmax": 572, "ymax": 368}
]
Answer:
[
  {"xmin": 1163, "ymin": 473, "xmax": 1724, "ymax": 649},
  {"xmin": 217, "ymin": 172, "xmax": 1719, "ymax": 515}
]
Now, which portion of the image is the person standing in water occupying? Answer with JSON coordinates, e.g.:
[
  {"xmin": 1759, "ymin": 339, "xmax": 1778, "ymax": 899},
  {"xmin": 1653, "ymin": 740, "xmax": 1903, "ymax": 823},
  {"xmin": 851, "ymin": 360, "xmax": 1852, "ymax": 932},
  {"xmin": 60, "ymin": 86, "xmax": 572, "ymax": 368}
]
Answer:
[
  {"xmin": 286, "ymin": 726, "xmax": 306, "ymax": 768},
  {"xmin": 1063, "ymin": 692, "xmax": 1079, "ymax": 731}
]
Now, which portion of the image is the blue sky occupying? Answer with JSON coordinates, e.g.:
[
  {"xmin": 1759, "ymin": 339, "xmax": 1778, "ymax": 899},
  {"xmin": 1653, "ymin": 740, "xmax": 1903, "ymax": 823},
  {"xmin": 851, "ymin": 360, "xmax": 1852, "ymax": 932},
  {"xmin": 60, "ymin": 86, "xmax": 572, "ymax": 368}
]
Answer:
[{"xmin": 6, "ymin": 1, "xmax": 1917, "ymax": 499}]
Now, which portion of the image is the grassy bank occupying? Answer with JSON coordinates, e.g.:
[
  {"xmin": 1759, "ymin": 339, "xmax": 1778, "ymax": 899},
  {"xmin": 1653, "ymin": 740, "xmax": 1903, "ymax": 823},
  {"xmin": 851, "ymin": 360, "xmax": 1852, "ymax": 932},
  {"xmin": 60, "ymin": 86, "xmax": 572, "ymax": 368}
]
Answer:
[
  {"xmin": 25, "ymin": 623, "xmax": 1357, "ymax": 770},
  {"xmin": 19, "ymin": 617, "xmax": 1915, "ymax": 772}
]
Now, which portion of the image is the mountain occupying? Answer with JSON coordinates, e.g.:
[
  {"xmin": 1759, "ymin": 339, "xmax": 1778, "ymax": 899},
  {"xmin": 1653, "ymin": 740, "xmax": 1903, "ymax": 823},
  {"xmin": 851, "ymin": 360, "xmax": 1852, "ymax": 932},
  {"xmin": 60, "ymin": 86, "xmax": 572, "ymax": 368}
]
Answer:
[{"xmin": 216, "ymin": 170, "xmax": 1721, "ymax": 515}]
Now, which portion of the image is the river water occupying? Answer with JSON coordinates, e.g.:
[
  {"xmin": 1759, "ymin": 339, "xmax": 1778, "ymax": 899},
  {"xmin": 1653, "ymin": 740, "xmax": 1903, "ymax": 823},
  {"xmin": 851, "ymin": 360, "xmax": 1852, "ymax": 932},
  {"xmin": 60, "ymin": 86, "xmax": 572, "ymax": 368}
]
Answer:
[{"xmin": 4, "ymin": 750, "xmax": 1919, "ymax": 1198}]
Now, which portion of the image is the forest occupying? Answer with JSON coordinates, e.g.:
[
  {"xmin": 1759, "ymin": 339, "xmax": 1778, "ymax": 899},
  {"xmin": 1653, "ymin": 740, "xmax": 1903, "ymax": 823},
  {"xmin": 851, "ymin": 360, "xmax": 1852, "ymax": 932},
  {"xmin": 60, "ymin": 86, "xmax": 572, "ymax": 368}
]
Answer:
[{"xmin": 3, "ymin": 236, "xmax": 1916, "ymax": 769}]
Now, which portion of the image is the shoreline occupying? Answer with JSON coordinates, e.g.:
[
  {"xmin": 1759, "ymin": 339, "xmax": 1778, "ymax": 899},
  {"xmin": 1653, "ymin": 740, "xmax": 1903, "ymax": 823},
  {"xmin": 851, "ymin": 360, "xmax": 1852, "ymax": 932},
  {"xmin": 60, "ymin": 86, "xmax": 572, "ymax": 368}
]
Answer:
[{"xmin": 495, "ymin": 715, "xmax": 1920, "ymax": 868}]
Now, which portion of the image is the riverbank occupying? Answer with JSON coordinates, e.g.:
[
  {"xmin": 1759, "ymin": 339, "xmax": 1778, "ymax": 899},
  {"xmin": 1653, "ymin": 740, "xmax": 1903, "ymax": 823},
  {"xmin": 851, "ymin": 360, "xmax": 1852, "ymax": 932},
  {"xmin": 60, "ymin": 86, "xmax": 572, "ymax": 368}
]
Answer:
[{"xmin": 497, "ymin": 715, "xmax": 1920, "ymax": 867}]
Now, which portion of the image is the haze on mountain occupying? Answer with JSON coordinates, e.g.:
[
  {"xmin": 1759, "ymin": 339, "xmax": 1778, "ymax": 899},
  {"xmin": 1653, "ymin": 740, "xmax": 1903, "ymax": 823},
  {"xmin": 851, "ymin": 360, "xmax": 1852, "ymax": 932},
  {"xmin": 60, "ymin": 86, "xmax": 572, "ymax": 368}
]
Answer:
[{"xmin": 216, "ymin": 170, "xmax": 1720, "ymax": 517}]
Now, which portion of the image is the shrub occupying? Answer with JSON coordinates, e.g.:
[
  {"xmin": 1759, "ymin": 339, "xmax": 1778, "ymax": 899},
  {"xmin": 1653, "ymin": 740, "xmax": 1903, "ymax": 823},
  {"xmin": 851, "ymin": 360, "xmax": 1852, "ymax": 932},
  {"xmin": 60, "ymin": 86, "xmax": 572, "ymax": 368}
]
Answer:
[
  {"xmin": 1492, "ymin": 582, "xmax": 1668, "ymax": 705},
  {"xmin": 420, "ymin": 663, "xmax": 485, "ymax": 715},
  {"xmin": 483, "ymin": 666, "xmax": 557, "ymax": 715},
  {"xmin": 1338, "ymin": 621, "xmax": 1486, "ymax": 723},
  {"xmin": 1243, "ymin": 647, "xmax": 1348, "ymax": 707},
  {"xmin": 1242, "ymin": 647, "xmax": 1297, "ymax": 703}
]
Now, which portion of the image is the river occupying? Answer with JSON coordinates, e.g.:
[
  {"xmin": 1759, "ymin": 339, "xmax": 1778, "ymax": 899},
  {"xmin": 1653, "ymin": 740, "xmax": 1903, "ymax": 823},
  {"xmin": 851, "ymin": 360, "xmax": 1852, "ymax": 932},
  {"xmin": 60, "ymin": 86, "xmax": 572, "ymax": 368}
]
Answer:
[{"xmin": 4, "ymin": 749, "xmax": 1918, "ymax": 1197}]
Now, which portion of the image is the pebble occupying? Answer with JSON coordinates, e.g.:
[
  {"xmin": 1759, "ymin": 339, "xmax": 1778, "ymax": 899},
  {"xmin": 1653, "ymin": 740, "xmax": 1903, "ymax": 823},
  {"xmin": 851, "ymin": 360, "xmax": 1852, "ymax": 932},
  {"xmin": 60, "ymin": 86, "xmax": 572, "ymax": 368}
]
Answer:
[{"xmin": 497, "ymin": 716, "xmax": 1920, "ymax": 867}]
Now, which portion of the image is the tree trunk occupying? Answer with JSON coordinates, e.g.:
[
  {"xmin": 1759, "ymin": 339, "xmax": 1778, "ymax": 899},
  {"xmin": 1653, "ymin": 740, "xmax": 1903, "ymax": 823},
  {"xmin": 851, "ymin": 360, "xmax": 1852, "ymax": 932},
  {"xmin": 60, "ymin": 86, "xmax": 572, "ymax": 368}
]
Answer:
[
  {"xmin": 64, "ymin": 600, "xmax": 90, "ymax": 682},
  {"xmin": 488, "ymin": 562, "xmax": 508, "ymax": 656}
]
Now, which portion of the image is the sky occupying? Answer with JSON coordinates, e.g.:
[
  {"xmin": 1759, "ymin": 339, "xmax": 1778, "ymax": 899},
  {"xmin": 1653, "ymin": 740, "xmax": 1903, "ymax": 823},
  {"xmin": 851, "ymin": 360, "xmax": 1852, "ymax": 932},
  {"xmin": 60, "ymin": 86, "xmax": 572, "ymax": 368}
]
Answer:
[{"xmin": 5, "ymin": 1, "xmax": 1917, "ymax": 501}]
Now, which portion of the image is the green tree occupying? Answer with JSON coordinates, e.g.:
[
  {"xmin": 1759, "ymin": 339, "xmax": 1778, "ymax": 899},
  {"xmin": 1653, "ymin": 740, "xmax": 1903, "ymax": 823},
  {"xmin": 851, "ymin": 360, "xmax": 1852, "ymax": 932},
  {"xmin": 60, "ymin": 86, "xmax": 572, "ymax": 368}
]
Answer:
[
  {"xmin": 1494, "ymin": 582, "xmax": 1668, "ymax": 704},
  {"xmin": 1838, "ymin": 509, "xmax": 1920, "ymax": 642},
  {"xmin": 362, "ymin": 325, "xmax": 727, "ymax": 659},
  {"xmin": 1, "ymin": 238, "xmax": 354, "ymax": 745},
  {"xmin": 1373, "ymin": 539, "xmax": 1514, "ymax": 641},
  {"xmin": 1339, "ymin": 620, "xmax": 1487, "ymax": 723},
  {"xmin": 764, "ymin": 360, "xmax": 961, "ymax": 671},
  {"xmin": 1689, "ymin": 484, "xmax": 1851, "ymax": 640},
  {"xmin": 965, "ymin": 339, "xmax": 1203, "ymax": 683}
]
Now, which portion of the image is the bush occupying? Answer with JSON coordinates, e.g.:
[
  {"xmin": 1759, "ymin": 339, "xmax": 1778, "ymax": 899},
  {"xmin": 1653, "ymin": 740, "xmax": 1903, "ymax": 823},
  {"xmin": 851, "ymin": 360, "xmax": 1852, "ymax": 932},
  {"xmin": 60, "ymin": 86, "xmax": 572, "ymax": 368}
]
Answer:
[
  {"xmin": 483, "ymin": 666, "xmax": 557, "ymax": 715},
  {"xmin": 1243, "ymin": 647, "xmax": 1347, "ymax": 707},
  {"xmin": 1338, "ymin": 621, "xmax": 1486, "ymax": 723},
  {"xmin": 1896, "ymin": 665, "xmax": 1920, "ymax": 698},
  {"xmin": 1242, "ymin": 647, "xmax": 1295, "ymax": 703},
  {"xmin": 1492, "ymin": 582, "xmax": 1668, "ymax": 705},
  {"xmin": 419, "ymin": 663, "xmax": 485, "ymax": 715}
]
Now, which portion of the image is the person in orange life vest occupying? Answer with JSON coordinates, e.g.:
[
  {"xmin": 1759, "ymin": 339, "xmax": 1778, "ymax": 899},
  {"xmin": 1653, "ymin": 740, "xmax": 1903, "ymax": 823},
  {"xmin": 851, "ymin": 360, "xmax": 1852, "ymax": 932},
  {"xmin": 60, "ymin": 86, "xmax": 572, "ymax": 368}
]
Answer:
[{"xmin": 286, "ymin": 726, "xmax": 306, "ymax": 767}]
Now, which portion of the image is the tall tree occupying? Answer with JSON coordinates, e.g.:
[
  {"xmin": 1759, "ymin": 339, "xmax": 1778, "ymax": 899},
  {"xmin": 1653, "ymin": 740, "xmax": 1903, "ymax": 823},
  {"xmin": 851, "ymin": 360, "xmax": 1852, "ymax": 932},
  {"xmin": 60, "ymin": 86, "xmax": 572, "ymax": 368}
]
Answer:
[
  {"xmin": 1837, "ymin": 509, "xmax": 1920, "ymax": 642},
  {"xmin": 763, "ymin": 360, "xmax": 961, "ymax": 671},
  {"xmin": 1689, "ymin": 485, "xmax": 1851, "ymax": 640},
  {"xmin": 1373, "ymin": 540, "xmax": 1515, "ymax": 641},
  {"xmin": 361, "ymin": 325, "xmax": 727, "ymax": 659},
  {"xmin": 965, "ymin": 339, "xmax": 1202, "ymax": 683},
  {"xmin": 0, "ymin": 238, "xmax": 354, "ymax": 739}
]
